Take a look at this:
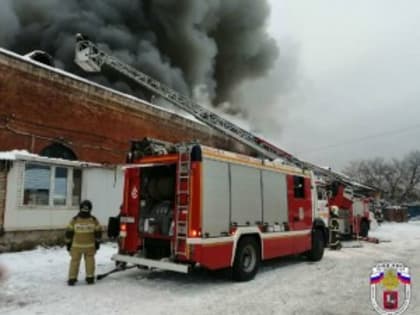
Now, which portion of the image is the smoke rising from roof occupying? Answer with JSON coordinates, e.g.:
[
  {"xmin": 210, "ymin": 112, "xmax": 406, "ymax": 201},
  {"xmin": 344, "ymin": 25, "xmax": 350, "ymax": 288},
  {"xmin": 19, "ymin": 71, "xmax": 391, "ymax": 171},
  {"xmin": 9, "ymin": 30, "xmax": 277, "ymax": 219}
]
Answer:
[{"xmin": 0, "ymin": 0, "xmax": 279, "ymax": 112}]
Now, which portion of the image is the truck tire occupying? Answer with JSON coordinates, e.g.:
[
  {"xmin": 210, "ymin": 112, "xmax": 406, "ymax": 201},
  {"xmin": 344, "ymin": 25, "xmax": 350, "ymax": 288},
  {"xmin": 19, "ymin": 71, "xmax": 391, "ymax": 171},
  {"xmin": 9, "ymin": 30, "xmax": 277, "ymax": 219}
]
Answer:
[
  {"xmin": 308, "ymin": 229, "xmax": 324, "ymax": 261},
  {"xmin": 360, "ymin": 220, "xmax": 369, "ymax": 237},
  {"xmin": 232, "ymin": 236, "xmax": 260, "ymax": 282}
]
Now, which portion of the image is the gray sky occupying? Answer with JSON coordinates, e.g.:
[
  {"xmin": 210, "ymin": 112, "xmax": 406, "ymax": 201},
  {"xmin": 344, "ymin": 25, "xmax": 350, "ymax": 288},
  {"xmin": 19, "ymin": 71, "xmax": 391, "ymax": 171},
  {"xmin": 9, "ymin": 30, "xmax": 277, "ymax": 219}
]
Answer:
[{"xmin": 257, "ymin": 0, "xmax": 420, "ymax": 169}]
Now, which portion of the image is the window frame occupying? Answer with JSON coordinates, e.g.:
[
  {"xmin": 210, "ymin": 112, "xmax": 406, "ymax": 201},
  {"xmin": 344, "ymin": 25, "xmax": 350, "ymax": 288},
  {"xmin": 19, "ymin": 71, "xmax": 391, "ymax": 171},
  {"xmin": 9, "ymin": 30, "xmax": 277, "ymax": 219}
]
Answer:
[
  {"xmin": 23, "ymin": 163, "xmax": 51, "ymax": 207},
  {"xmin": 71, "ymin": 168, "xmax": 82, "ymax": 207},
  {"xmin": 52, "ymin": 166, "xmax": 69, "ymax": 207},
  {"xmin": 21, "ymin": 162, "xmax": 82, "ymax": 209}
]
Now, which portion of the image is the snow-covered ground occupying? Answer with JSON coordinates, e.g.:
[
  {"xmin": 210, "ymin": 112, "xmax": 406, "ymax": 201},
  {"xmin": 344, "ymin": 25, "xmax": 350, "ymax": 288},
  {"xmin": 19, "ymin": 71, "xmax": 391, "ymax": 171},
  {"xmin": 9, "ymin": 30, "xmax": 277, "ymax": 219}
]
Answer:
[{"xmin": 1, "ymin": 222, "xmax": 419, "ymax": 315}]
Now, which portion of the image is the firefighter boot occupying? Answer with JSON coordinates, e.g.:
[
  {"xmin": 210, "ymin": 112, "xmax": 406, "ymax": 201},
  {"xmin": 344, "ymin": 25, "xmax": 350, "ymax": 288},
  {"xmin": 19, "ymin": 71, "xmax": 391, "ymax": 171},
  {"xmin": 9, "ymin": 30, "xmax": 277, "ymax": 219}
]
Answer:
[
  {"xmin": 68, "ymin": 279, "xmax": 77, "ymax": 286},
  {"xmin": 86, "ymin": 277, "xmax": 95, "ymax": 285}
]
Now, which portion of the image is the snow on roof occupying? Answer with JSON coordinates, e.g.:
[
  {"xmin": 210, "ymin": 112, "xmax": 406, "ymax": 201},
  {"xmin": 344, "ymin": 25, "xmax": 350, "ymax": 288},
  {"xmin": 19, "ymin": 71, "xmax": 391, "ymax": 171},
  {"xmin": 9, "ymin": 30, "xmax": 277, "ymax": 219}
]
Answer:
[
  {"xmin": 0, "ymin": 150, "xmax": 101, "ymax": 168},
  {"xmin": 0, "ymin": 47, "xmax": 204, "ymax": 126},
  {"xmin": 0, "ymin": 150, "xmax": 27, "ymax": 161}
]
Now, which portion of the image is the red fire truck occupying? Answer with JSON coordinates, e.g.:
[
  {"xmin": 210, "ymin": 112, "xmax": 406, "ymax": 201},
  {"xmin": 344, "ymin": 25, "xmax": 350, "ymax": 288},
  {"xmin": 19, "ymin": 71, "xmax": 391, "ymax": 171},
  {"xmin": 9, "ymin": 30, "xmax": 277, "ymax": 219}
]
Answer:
[
  {"xmin": 315, "ymin": 176, "xmax": 373, "ymax": 239},
  {"xmin": 107, "ymin": 139, "xmax": 327, "ymax": 281},
  {"xmin": 327, "ymin": 181, "xmax": 372, "ymax": 237},
  {"xmin": 73, "ymin": 34, "xmax": 372, "ymax": 280}
]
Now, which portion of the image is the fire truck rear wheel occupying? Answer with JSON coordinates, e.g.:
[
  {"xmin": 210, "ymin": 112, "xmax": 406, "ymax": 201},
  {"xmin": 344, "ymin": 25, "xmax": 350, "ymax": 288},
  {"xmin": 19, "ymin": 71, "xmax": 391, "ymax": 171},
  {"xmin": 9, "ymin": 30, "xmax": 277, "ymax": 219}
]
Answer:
[
  {"xmin": 232, "ymin": 236, "xmax": 260, "ymax": 282},
  {"xmin": 360, "ymin": 220, "xmax": 369, "ymax": 237},
  {"xmin": 308, "ymin": 229, "xmax": 324, "ymax": 261}
]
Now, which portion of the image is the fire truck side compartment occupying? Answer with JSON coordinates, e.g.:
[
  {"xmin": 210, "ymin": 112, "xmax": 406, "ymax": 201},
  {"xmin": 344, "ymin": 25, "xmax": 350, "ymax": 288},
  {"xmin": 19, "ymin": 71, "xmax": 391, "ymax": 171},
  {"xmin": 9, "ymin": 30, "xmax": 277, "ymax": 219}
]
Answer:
[
  {"xmin": 230, "ymin": 164, "xmax": 263, "ymax": 226},
  {"xmin": 201, "ymin": 157, "xmax": 290, "ymax": 236},
  {"xmin": 261, "ymin": 170, "xmax": 288, "ymax": 226},
  {"xmin": 201, "ymin": 159, "xmax": 230, "ymax": 237}
]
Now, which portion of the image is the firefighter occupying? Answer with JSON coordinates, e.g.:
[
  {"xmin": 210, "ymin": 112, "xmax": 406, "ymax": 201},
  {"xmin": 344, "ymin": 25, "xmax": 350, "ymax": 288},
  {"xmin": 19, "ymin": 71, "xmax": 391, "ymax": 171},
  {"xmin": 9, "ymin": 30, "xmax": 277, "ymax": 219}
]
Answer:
[
  {"xmin": 329, "ymin": 205, "xmax": 342, "ymax": 250},
  {"xmin": 65, "ymin": 200, "xmax": 102, "ymax": 286}
]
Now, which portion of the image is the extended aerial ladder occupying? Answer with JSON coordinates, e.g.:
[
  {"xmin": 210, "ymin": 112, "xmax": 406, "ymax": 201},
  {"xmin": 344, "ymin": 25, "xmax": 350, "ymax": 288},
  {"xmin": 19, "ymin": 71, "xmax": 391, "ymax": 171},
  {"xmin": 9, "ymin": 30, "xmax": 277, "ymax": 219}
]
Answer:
[
  {"xmin": 73, "ymin": 33, "xmax": 365, "ymax": 186},
  {"xmin": 74, "ymin": 34, "xmax": 378, "ymax": 258},
  {"xmin": 73, "ymin": 33, "xmax": 303, "ymax": 166},
  {"xmin": 73, "ymin": 34, "xmax": 376, "ymax": 279}
]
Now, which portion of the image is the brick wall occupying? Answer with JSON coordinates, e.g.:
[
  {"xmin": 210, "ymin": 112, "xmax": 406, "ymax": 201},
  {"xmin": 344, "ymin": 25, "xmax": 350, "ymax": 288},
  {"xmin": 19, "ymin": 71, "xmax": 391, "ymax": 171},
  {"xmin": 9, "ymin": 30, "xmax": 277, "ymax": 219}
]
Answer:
[{"xmin": 0, "ymin": 50, "xmax": 254, "ymax": 164}]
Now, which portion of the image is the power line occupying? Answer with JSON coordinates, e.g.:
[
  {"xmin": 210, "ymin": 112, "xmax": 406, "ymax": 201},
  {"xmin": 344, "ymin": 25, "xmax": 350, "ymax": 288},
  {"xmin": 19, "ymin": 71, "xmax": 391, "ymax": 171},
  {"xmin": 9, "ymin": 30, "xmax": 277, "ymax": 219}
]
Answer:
[{"xmin": 301, "ymin": 123, "xmax": 420, "ymax": 155}]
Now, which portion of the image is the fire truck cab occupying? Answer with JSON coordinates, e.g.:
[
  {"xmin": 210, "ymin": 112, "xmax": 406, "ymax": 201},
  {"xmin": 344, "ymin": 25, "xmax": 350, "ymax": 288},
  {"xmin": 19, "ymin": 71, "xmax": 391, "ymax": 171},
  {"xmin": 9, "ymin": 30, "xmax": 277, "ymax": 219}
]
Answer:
[{"xmin": 109, "ymin": 139, "xmax": 327, "ymax": 281}]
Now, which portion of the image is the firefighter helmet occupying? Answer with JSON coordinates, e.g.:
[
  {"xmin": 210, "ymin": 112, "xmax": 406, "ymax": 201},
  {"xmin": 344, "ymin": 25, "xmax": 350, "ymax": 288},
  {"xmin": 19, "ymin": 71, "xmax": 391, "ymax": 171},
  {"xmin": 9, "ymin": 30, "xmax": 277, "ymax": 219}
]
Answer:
[
  {"xmin": 330, "ymin": 205, "xmax": 339, "ymax": 216},
  {"xmin": 80, "ymin": 200, "xmax": 93, "ymax": 212}
]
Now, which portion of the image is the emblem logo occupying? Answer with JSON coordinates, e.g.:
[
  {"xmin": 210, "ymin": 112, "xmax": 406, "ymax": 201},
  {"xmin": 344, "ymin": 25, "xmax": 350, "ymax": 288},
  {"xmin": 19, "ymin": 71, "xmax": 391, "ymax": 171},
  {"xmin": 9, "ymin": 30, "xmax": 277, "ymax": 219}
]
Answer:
[
  {"xmin": 370, "ymin": 263, "xmax": 411, "ymax": 315},
  {"xmin": 131, "ymin": 186, "xmax": 138, "ymax": 200}
]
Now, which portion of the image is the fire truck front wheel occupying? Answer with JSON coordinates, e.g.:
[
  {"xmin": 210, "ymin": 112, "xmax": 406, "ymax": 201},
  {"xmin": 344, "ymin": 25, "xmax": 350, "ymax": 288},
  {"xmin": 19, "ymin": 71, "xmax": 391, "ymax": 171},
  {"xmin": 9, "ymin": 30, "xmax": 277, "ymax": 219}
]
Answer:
[
  {"xmin": 232, "ymin": 236, "xmax": 260, "ymax": 282},
  {"xmin": 307, "ymin": 229, "xmax": 325, "ymax": 262}
]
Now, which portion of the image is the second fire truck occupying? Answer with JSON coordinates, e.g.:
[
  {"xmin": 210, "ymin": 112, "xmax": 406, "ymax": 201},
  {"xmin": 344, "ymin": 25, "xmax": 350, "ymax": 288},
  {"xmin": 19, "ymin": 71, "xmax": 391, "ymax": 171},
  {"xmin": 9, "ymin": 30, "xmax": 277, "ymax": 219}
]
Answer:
[{"xmin": 315, "ymin": 174, "xmax": 373, "ymax": 239}]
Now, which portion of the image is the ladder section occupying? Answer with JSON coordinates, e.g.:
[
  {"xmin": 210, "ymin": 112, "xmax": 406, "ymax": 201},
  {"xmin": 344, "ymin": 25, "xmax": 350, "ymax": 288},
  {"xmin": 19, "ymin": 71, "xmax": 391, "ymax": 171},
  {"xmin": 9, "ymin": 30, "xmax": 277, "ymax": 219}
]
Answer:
[
  {"xmin": 75, "ymin": 35, "xmax": 367, "ymax": 186},
  {"xmin": 174, "ymin": 146, "xmax": 191, "ymax": 257},
  {"xmin": 105, "ymin": 55, "xmax": 288, "ymax": 161},
  {"xmin": 74, "ymin": 36, "xmax": 300, "ymax": 166}
]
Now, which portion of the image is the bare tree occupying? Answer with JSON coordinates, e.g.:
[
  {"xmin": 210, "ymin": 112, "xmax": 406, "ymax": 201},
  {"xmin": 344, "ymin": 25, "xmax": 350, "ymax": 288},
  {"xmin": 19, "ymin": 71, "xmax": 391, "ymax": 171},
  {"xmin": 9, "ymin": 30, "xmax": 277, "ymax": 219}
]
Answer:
[
  {"xmin": 399, "ymin": 151, "xmax": 420, "ymax": 202},
  {"xmin": 343, "ymin": 151, "xmax": 420, "ymax": 203}
]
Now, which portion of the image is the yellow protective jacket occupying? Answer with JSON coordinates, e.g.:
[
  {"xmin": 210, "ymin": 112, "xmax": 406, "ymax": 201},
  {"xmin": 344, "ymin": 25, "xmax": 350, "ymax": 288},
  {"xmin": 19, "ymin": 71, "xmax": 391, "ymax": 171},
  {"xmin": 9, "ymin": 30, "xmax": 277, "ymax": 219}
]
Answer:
[{"xmin": 65, "ymin": 214, "xmax": 102, "ymax": 249}]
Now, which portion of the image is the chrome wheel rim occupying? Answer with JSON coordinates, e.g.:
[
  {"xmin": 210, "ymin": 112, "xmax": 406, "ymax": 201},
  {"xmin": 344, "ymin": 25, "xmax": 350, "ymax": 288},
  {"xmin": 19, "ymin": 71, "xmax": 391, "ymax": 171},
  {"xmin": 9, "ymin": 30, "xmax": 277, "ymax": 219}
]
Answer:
[{"xmin": 241, "ymin": 245, "xmax": 256, "ymax": 273}]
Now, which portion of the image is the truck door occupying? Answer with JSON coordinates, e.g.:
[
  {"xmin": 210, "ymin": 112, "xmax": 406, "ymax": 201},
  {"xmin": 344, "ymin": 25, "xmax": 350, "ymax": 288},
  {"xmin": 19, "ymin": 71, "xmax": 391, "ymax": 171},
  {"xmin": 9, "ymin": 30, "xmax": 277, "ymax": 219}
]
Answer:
[
  {"xmin": 120, "ymin": 167, "xmax": 140, "ymax": 254},
  {"xmin": 287, "ymin": 175, "xmax": 313, "ymax": 253}
]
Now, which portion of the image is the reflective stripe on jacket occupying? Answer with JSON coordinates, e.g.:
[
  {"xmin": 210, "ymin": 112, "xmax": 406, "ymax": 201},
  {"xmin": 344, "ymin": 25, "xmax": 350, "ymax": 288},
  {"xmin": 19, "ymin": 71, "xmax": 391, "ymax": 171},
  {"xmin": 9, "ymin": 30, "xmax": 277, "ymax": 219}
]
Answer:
[{"xmin": 66, "ymin": 216, "xmax": 102, "ymax": 248}]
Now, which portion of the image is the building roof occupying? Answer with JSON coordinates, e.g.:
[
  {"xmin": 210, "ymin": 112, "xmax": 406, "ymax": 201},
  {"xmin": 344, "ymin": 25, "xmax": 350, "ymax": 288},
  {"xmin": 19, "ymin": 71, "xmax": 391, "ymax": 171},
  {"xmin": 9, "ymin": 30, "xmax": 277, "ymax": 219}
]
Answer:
[{"xmin": 0, "ymin": 47, "xmax": 204, "ymax": 126}]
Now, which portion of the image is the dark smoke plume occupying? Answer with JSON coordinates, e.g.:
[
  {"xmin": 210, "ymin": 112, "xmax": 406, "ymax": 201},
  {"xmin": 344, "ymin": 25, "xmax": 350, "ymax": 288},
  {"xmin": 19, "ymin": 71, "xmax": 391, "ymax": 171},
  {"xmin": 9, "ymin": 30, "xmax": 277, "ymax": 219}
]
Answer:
[{"xmin": 0, "ymin": 0, "xmax": 278, "ymax": 111}]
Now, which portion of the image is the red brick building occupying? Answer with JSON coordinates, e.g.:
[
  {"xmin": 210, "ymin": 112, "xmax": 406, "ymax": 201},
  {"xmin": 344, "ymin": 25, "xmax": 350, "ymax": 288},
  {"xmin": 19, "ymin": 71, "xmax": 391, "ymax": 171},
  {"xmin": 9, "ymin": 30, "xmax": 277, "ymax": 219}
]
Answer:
[{"xmin": 0, "ymin": 48, "xmax": 252, "ymax": 164}]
